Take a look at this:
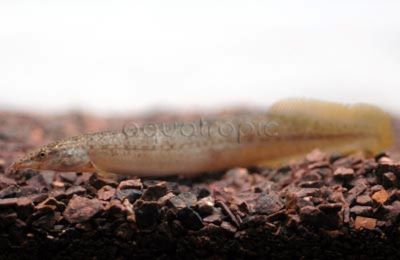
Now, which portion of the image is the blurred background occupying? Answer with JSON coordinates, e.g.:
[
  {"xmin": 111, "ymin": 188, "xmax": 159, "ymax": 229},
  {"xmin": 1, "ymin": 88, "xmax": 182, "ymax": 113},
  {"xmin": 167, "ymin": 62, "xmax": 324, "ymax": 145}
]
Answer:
[{"xmin": 0, "ymin": 0, "xmax": 399, "ymax": 115}]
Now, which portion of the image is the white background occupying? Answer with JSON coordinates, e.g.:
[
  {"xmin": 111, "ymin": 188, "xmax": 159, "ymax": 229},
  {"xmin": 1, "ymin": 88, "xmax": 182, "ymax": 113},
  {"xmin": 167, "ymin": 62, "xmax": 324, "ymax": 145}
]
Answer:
[{"xmin": 0, "ymin": 1, "xmax": 399, "ymax": 115}]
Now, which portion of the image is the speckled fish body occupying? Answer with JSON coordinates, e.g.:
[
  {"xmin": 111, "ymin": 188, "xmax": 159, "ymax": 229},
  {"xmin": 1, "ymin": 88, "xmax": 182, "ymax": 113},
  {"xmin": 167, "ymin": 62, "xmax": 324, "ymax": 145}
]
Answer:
[
  {"xmin": 11, "ymin": 99, "xmax": 395, "ymax": 177},
  {"xmin": 74, "ymin": 99, "xmax": 394, "ymax": 176}
]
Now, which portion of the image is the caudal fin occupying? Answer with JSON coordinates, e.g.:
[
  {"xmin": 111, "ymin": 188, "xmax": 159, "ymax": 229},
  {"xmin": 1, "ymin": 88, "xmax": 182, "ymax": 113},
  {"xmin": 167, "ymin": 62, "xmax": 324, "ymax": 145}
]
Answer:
[{"xmin": 267, "ymin": 98, "xmax": 395, "ymax": 155}]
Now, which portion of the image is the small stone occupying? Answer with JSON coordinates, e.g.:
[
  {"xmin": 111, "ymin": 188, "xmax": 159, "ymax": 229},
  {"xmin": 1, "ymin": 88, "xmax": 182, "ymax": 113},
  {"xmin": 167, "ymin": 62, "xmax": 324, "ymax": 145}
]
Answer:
[
  {"xmin": 32, "ymin": 213, "xmax": 56, "ymax": 231},
  {"xmin": 60, "ymin": 172, "xmax": 77, "ymax": 183},
  {"xmin": 29, "ymin": 194, "xmax": 48, "ymax": 204},
  {"xmin": 177, "ymin": 192, "xmax": 197, "ymax": 207},
  {"xmin": 38, "ymin": 197, "xmax": 66, "ymax": 211},
  {"xmin": 372, "ymin": 189, "xmax": 389, "ymax": 204},
  {"xmin": 20, "ymin": 186, "xmax": 40, "ymax": 197},
  {"xmin": 378, "ymin": 157, "xmax": 395, "ymax": 165},
  {"xmin": 36, "ymin": 203, "xmax": 56, "ymax": 215},
  {"xmin": 52, "ymin": 181, "xmax": 65, "ymax": 189},
  {"xmin": 299, "ymin": 206, "xmax": 322, "ymax": 225},
  {"xmin": 118, "ymin": 179, "xmax": 143, "ymax": 190},
  {"xmin": 97, "ymin": 185, "xmax": 116, "ymax": 201},
  {"xmin": 266, "ymin": 210, "xmax": 287, "ymax": 222},
  {"xmin": 238, "ymin": 200, "xmax": 250, "ymax": 214},
  {"xmin": 177, "ymin": 207, "xmax": 204, "ymax": 230},
  {"xmin": 354, "ymin": 216, "xmax": 377, "ymax": 230},
  {"xmin": 16, "ymin": 197, "xmax": 34, "ymax": 219},
  {"xmin": 89, "ymin": 175, "xmax": 117, "ymax": 189},
  {"xmin": 356, "ymin": 195, "xmax": 373, "ymax": 206},
  {"xmin": 384, "ymin": 201, "xmax": 400, "ymax": 222},
  {"xmin": 49, "ymin": 189, "xmax": 67, "ymax": 200},
  {"xmin": 220, "ymin": 221, "xmax": 237, "ymax": 233},
  {"xmin": 0, "ymin": 197, "xmax": 18, "ymax": 208},
  {"xmin": 142, "ymin": 182, "xmax": 167, "ymax": 201},
  {"xmin": 106, "ymin": 199, "xmax": 125, "ymax": 215},
  {"xmin": 371, "ymin": 185, "xmax": 384, "ymax": 193},
  {"xmin": 254, "ymin": 192, "xmax": 283, "ymax": 215},
  {"xmin": 196, "ymin": 196, "xmax": 214, "ymax": 216},
  {"xmin": 0, "ymin": 175, "xmax": 16, "ymax": 189},
  {"xmin": 63, "ymin": 195, "xmax": 104, "ymax": 223},
  {"xmin": 27, "ymin": 174, "xmax": 48, "ymax": 189},
  {"xmin": 296, "ymin": 196, "xmax": 314, "ymax": 209},
  {"xmin": 317, "ymin": 203, "xmax": 342, "ymax": 213},
  {"xmin": 346, "ymin": 182, "xmax": 367, "ymax": 205},
  {"xmin": 308, "ymin": 162, "xmax": 330, "ymax": 170},
  {"xmin": 65, "ymin": 186, "xmax": 86, "ymax": 197},
  {"xmin": 286, "ymin": 214, "xmax": 301, "ymax": 228},
  {"xmin": 294, "ymin": 188, "xmax": 321, "ymax": 198},
  {"xmin": 134, "ymin": 201, "xmax": 160, "ymax": 229},
  {"xmin": 194, "ymin": 186, "xmax": 211, "ymax": 199},
  {"xmin": 350, "ymin": 205, "xmax": 373, "ymax": 217},
  {"xmin": 75, "ymin": 173, "xmax": 93, "ymax": 185},
  {"xmin": 158, "ymin": 192, "xmax": 175, "ymax": 205},
  {"xmin": 334, "ymin": 167, "xmax": 355, "ymax": 179},
  {"xmin": 298, "ymin": 181, "xmax": 322, "ymax": 188},
  {"xmin": 382, "ymin": 172, "xmax": 397, "ymax": 188},
  {"xmin": 167, "ymin": 195, "xmax": 187, "ymax": 210},
  {"xmin": 115, "ymin": 189, "xmax": 141, "ymax": 203},
  {"xmin": 203, "ymin": 211, "xmax": 223, "ymax": 225},
  {"xmin": 300, "ymin": 171, "xmax": 321, "ymax": 182}
]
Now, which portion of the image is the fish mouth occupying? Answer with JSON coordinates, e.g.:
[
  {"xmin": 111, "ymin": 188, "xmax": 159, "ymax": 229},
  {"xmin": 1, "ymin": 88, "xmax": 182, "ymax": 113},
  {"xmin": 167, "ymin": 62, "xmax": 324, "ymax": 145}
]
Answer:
[{"xmin": 8, "ymin": 158, "xmax": 41, "ymax": 172}]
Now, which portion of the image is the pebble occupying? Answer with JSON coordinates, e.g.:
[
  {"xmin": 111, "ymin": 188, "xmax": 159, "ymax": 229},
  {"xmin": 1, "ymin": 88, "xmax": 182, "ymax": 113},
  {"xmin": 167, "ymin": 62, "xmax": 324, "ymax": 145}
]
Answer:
[
  {"xmin": 177, "ymin": 207, "xmax": 204, "ymax": 230},
  {"xmin": 350, "ymin": 205, "xmax": 373, "ymax": 217},
  {"xmin": 177, "ymin": 192, "xmax": 197, "ymax": 207},
  {"xmin": 382, "ymin": 172, "xmax": 397, "ymax": 188},
  {"xmin": 356, "ymin": 195, "xmax": 373, "ymax": 206},
  {"xmin": 371, "ymin": 189, "xmax": 389, "ymax": 204},
  {"xmin": 196, "ymin": 196, "xmax": 214, "ymax": 216},
  {"xmin": 97, "ymin": 185, "xmax": 116, "ymax": 201},
  {"xmin": 299, "ymin": 206, "xmax": 322, "ymax": 225},
  {"xmin": 63, "ymin": 195, "xmax": 103, "ymax": 223},
  {"xmin": 38, "ymin": 197, "xmax": 66, "ymax": 211},
  {"xmin": 134, "ymin": 201, "xmax": 160, "ymax": 229},
  {"xmin": 65, "ymin": 186, "xmax": 86, "ymax": 197},
  {"xmin": 116, "ymin": 189, "xmax": 142, "ymax": 203},
  {"xmin": 166, "ymin": 195, "xmax": 187, "ymax": 210},
  {"xmin": 254, "ymin": 192, "xmax": 283, "ymax": 215},
  {"xmin": 354, "ymin": 216, "xmax": 377, "ymax": 230},
  {"xmin": 333, "ymin": 167, "xmax": 355, "ymax": 179},
  {"xmin": 118, "ymin": 179, "xmax": 143, "ymax": 190},
  {"xmin": 141, "ymin": 182, "xmax": 167, "ymax": 201},
  {"xmin": 60, "ymin": 172, "xmax": 77, "ymax": 183},
  {"xmin": 220, "ymin": 221, "xmax": 237, "ymax": 233},
  {"xmin": 0, "ymin": 175, "xmax": 16, "ymax": 189}
]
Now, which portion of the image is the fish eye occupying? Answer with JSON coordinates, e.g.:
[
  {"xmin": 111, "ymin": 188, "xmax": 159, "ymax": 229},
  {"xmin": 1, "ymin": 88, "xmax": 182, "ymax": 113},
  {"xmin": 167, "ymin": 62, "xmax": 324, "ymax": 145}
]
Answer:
[{"xmin": 38, "ymin": 151, "xmax": 46, "ymax": 158}]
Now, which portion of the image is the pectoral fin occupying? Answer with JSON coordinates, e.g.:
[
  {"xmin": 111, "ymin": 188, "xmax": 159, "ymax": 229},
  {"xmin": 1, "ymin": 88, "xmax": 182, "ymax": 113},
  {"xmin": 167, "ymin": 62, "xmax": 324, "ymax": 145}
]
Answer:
[{"xmin": 90, "ymin": 160, "xmax": 118, "ymax": 180}]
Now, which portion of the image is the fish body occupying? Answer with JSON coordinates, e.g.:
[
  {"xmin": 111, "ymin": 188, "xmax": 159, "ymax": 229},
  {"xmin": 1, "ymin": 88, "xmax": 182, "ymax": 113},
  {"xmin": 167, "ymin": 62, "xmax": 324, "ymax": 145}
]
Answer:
[{"xmin": 10, "ymin": 99, "xmax": 395, "ymax": 176}]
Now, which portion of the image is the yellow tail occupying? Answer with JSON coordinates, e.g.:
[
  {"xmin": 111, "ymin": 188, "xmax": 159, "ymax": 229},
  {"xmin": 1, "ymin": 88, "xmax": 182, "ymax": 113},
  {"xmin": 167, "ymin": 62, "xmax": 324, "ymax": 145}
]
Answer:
[{"xmin": 266, "ymin": 98, "xmax": 395, "ymax": 157}]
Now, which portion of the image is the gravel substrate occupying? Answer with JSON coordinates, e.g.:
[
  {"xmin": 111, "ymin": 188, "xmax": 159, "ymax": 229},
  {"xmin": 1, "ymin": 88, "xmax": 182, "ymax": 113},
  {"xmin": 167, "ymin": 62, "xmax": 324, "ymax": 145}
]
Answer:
[{"xmin": 1, "ymin": 112, "xmax": 400, "ymax": 259}]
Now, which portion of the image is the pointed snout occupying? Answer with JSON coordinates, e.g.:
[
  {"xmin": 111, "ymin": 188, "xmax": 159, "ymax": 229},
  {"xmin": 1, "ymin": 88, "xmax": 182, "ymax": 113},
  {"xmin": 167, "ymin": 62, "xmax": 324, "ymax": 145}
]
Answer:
[{"xmin": 8, "ymin": 157, "xmax": 40, "ymax": 172}]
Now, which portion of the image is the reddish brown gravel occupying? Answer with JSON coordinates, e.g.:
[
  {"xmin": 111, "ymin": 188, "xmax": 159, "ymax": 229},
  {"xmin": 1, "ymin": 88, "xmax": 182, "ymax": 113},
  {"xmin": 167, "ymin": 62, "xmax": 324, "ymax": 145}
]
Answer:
[{"xmin": 1, "ymin": 111, "xmax": 400, "ymax": 259}]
